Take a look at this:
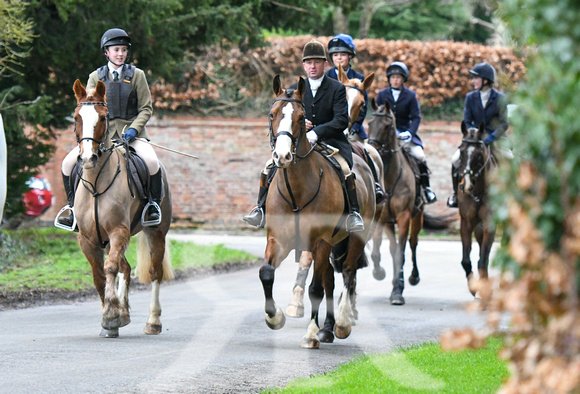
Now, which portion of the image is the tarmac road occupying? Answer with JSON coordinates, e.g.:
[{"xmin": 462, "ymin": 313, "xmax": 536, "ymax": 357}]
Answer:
[{"xmin": 0, "ymin": 232, "xmax": 497, "ymax": 393}]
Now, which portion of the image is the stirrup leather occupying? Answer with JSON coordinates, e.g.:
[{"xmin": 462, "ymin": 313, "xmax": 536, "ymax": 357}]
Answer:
[
  {"xmin": 142, "ymin": 201, "xmax": 162, "ymax": 227},
  {"xmin": 54, "ymin": 205, "xmax": 77, "ymax": 232}
]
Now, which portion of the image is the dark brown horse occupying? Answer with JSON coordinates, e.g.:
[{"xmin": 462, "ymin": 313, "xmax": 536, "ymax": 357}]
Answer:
[
  {"xmin": 457, "ymin": 121, "xmax": 495, "ymax": 295},
  {"xmin": 260, "ymin": 75, "xmax": 376, "ymax": 348},
  {"xmin": 71, "ymin": 80, "xmax": 173, "ymax": 337},
  {"xmin": 367, "ymin": 99, "xmax": 423, "ymax": 305}
]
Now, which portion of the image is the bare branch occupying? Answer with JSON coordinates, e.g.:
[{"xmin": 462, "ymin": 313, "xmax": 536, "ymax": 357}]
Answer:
[{"xmin": 268, "ymin": 0, "xmax": 310, "ymax": 14}]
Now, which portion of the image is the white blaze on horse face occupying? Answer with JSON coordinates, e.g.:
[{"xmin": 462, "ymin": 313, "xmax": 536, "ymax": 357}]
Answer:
[
  {"xmin": 273, "ymin": 102, "xmax": 294, "ymax": 167},
  {"xmin": 464, "ymin": 145, "xmax": 475, "ymax": 192},
  {"xmin": 79, "ymin": 105, "xmax": 100, "ymax": 162}
]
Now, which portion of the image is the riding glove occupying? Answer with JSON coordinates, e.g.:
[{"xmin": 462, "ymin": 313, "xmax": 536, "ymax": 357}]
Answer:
[
  {"xmin": 123, "ymin": 128, "xmax": 138, "ymax": 142},
  {"xmin": 398, "ymin": 130, "xmax": 412, "ymax": 142},
  {"xmin": 306, "ymin": 130, "xmax": 318, "ymax": 145},
  {"xmin": 484, "ymin": 132, "xmax": 495, "ymax": 146}
]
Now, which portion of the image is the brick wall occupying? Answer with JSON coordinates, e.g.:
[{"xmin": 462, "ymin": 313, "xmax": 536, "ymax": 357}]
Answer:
[{"xmin": 40, "ymin": 117, "xmax": 461, "ymax": 230}]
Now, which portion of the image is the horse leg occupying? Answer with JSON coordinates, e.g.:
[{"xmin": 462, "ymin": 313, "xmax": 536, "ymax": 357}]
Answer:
[
  {"xmin": 100, "ymin": 227, "xmax": 131, "ymax": 334},
  {"xmin": 117, "ymin": 256, "xmax": 131, "ymax": 328},
  {"xmin": 371, "ymin": 217, "xmax": 386, "ymax": 280},
  {"xmin": 301, "ymin": 240, "xmax": 332, "ymax": 348},
  {"xmin": 286, "ymin": 251, "xmax": 312, "ymax": 318},
  {"xmin": 141, "ymin": 229, "xmax": 169, "ymax": 335},
  {"xmin": 390, "ymin": 212, "xmax": 411, "ymax": 305},
  {"xmin": 408, "ymin": 213, "xmax": 423, "ymax": 286},
  {"xmin": 260, "ymin": 237, "xmax": 286, "ymax": 330},
  {"xmin": 460, "ymin": 219, "xmax": 475, "ymax": 296},
  {"xmin": 478, "ymin": 225, "xmax": 496, "ymax": 281},
  {"xmin": 335, "ymin": 236, "xmax": 364, "ymax": 339},
  {"xmin": 79, "ymin": 234, "xmax": 112, "ymax": 336}
]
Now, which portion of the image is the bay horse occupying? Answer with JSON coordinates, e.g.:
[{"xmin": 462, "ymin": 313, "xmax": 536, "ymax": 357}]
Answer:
[
  {"xmin": 261, "ymin": 75, "xmax": 376, "ymax": 349},
  {"xmin": 457, "ymin": 121, "xmax": 495, "ymax": 295},
  {"xmin": 285, "ymin": 65, "xmax": 385, "ymax": 319},
  {"xmin": 70, "ymin": 79, "xmax": 173, "ymax": 337},
  {"xmin": 367, "ymin": 98, "xmax": 423, "ymax": 305}
]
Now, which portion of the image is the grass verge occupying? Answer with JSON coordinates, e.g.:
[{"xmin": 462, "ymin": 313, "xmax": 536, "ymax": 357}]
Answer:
[
  {"xmin": 264, "ymin": 337, "xmax": 508, "ymax": 393},
  {"xmin": 0, "ymin": 228, "xmax": 258, "ymax": 292}
]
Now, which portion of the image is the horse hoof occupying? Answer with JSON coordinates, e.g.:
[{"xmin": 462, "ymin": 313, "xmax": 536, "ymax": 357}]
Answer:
[
  {"xmin": 144, "ymin": 324, "xmax": 162, "ymax": 335},
  {"xmin": 408, "ymin": 276, "xmax": 420, "ymax": 286},
  {"xmin": 390, "ymin": 293, "xmax": 405, "ymax": 305},
  {"xmin": 285, "ymin": 304, "xmax": 304, "ymax": 318},
  {"xmin": 334, "ymin": 325, "xmax": 351, "ymax": 339},
  {"xmin": 99, "ymin": 328, "xmax": 119, "ymax": 338},
  {"xmin": 120, "ymin": 315, "xmax": 131, "ymax": 328},
  {"xmin": 318, "ymin": 329, "xmax": 334, "ymax": 343},
  {"xmin": 101, "ymin": 316, "xmax": 121, "ymax": 330},
  {"xmin": 300, "ymin": 337, "xmax": 320, "ymax": 349},
  {"xmin": 373, "ymin": 267, "xmax": 386, "ymax": 281},
  {"xmin": 265, "ymin": 308, "xmax": 286, "ymax": 330}
]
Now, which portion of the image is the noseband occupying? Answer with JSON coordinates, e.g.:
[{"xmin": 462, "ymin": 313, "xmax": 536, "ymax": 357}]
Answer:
[
  {"xmin": 75, "ymin": 101, "xmax": 110, "ymax": 155},
  {"xmin": 269, "ymin": 96, "xmax": 311, "ymax": 163}
]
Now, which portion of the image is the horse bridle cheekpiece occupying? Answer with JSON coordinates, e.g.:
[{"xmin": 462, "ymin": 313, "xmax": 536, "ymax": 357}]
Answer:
[
  {"xmin": 75, "ymin": 101, "xmax": 110, "ymax": 156},
  {"xmin": 269, "ymin": 95, "xmax": 307, "ymax": 163}
]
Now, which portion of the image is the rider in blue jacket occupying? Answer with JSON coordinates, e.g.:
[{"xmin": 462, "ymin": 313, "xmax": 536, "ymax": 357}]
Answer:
[
  {"xmin": 447, "ymin": 62, "xmax": 509, "ymax": 208},
  {"xmin": 375, "ymin": 61, "xmax": 437, "ymax": 204},
  {"xmin": 325, "ymin": 34, "xmax": 368, "ymax": 142}
]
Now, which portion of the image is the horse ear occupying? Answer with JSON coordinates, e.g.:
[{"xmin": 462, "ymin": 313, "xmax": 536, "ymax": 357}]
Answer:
[
  {"xmin": 477, "ymin": 122, "xmax": 486, "ymax": 140},
  {"xmin": 273, "ymin": 75, "xmax": 282, "ymax": 96},
  {"xmin": 370, "ymin": 97, "xmax": 378, "ymax": 111},
  {"xmin": 95, "ymin": 81, "xmax": 106, "ymax": 101},
  {"xmin": 297, "ymin": 77, "xmax": 305, "ymax": 100},
  {"xmin": 337, "ymin": 64, "xmax": 348, "ymax": 83},
  {"xmin": 73, "ymin": 79, "xmax": 86, "ymax": 101},
  {"xmin": 361, "ymin": 72, "xmax": 375, "ymax": 92},
  {"xmin": 461, "ymin": 120, "xmax": 468, "ymax": 137}
]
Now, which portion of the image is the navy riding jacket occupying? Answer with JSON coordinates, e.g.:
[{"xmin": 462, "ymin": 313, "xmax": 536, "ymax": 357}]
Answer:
[
  {"xmin": 464, "ymin": 89, "xmax": 509, "ymax": 144},
  {"xmin": 325, "ymin": 67, "xmax": 368, "ymax": 139},
  {"xmin": 375, "ymin": 86, "xmax": 423, "ymax": 147}
]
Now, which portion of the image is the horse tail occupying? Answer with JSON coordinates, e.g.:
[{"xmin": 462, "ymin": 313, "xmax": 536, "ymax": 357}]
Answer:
[
  {"xmin": 423, "ymin": 211, "xmax": 458, "ymax": 230},
  {"xmin": 135, "ymin": 232, "xmax": 174, "ymax": 284}
]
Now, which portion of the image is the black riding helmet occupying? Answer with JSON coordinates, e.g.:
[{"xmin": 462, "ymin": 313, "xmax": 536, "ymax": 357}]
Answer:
[
  {"xmin": 386, "ymin": 61, "xmax": 409, "ymax": 83},
  {"xmin": 469, "ymin": 62, "xmax": 495, "ymax": 84},
  {"xmin": 100, "ymin": 28, "xmax": 132, "ymax": 53}
]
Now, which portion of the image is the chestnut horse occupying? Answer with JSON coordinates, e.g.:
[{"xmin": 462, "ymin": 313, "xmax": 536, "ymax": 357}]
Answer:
[
  {"xmin": 70, "ymin": 80, "xmax": 173, "ymax": 337},
  {"xmin": 457, "ymin": 121, "xmax": 495, "ymax": 295},
  {"xmin": 260, "ymin": 75, "xmax": 376, "ymax": 349},
  {"xmin": 285, "ymin": 66, "xmax": 385, "ymax": 319},
  {"xmin": 367, "ymin": 99, "xmax": 423, "ymax": 305}
]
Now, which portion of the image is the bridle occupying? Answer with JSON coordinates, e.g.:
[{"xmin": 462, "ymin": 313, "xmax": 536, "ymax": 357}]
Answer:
[
  {"xmin": 368, "ymin": 110, "xmax": 400, "ymax": 157},
  {"xmin": 344, "ymin": 84, "xmax": 366, "ymax": 130},
  {"xmin": 75, "ymin": 101, "xmax": 111, "ymax": 156},
  {"xmin": 459, "ymin": 138, "xmax": 491, "ymax": 204},
  {"xmin": 268, "ymin": 96, "xmax": 314, "ymax": 163}
]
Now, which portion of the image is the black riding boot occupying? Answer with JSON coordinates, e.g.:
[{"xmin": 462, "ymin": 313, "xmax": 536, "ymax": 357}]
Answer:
[
  {"xmin": 243, "ymin": 172, "xmax": 269, "ymax": 228},
  {"xmin": 364, "ymin": 149, "xmax": 386, "ymax": 204},
  {"xmin": 419, "ymin": 162, "xmax": 437, "ymax": 204},
  {"xmin": 57, "ymin": 174, "xmax": 76, "ymax": 228},
  {"xmin": 147, "ymin": 170, "xmax": 163, "ymax": 222},
  {"xmin": 447, "ymin": 166, "xmax": 460, "ymax": 208},
  {"xmin": 345, "ymin": 174, "xmax": 365, "ymax": 233}
]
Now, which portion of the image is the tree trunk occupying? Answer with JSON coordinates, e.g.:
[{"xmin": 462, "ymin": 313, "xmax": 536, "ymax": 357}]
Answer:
[
  {"xmin": 332, "ymin": 6, "xmax": 350, "ymax": 35},
  {"xmin": 358, "ymin": 0, "xmax": 378, "ymax": 39}
]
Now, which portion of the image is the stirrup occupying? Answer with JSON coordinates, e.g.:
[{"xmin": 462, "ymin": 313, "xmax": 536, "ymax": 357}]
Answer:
[
  {"xmin": 141, "ymin": 201, "xmax": 162, "ymax": 227},
  {"xmin": 54, "ymin": 205, "xmax": 77, "ymax": 232},
  {"xmin": 242, "ymin": 206, "xmax": 265, "ymax": 228},
  {"xmin": 447, "ymin": 195, "xmax": 458, "ymax": 208},
  {"xmin": 425, "ymin": 188, "xmax": 437, "ymax": 204},
  {"xmin": 346, "ymin": 212, "xmax": 365, "ymax": 233}
]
